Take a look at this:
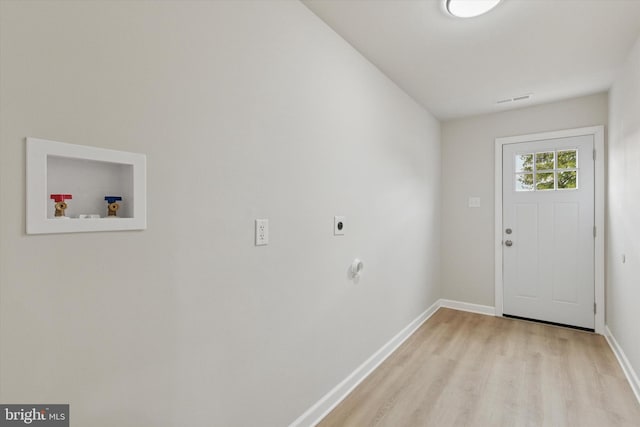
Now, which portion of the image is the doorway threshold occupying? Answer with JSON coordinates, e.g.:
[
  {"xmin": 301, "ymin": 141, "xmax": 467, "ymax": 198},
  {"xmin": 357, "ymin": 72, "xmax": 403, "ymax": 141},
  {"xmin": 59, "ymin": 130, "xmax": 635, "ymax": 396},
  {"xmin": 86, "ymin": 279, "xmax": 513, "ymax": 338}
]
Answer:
[{"xmin": 503, "ymin": 314, "xmax": 595, "ymax": 333}]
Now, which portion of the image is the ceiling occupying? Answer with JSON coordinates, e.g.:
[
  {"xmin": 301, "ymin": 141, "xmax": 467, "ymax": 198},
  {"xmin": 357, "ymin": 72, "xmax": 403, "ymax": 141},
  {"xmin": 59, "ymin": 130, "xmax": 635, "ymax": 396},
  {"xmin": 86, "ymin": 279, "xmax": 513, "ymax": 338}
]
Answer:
[{"xmin": 302, "ymin": 0, "xmax": 640, "ymax": 120}]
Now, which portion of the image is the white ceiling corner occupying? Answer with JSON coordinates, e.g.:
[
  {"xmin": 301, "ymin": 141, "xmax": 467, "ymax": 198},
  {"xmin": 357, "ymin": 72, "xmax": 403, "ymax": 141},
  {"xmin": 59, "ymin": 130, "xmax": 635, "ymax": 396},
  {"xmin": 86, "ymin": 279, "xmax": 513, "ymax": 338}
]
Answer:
[{"xmin": 302, "ymin": 0, "xmax": 640, "ymax": 120}]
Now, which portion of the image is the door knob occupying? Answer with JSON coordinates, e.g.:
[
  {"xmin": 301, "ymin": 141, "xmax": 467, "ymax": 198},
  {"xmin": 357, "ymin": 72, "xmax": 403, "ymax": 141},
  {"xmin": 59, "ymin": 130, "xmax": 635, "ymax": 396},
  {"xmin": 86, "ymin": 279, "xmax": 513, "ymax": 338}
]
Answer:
[{"xmin": 505, "ymin": 240, "xmax": 513, "ymax": 247}]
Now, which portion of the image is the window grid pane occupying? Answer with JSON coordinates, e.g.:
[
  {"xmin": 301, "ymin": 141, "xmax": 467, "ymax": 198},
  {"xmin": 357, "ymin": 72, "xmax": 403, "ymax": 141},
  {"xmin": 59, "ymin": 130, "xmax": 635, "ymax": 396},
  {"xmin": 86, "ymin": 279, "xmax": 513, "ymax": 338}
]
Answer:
[
  {"xmin": 516, "ymin": 154, "xmax": 534, "ymax": 172},
  {"xmin": 516, "ymin": 173, "xmax": 534, "ymax": 191},
  {"xmin": 536, "ymin": 172, "xmax": 555, "ymax": 190},
  {"xmin": 557, "ymin": 150, "xmax": 577, "ymax": 169},
  {"xmin": 558, "ymin": 170, "xmax": 578, "ymax": 189},
  {"xmin": 536, "ymin": 152, "xmax": 555, "ymax": 171}
]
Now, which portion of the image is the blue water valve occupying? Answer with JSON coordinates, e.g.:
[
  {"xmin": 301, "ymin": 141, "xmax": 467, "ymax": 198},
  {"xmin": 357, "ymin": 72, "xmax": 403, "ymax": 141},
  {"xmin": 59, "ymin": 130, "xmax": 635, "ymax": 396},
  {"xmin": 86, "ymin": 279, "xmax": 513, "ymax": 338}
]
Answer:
[{"xmin": 104, "ymin": 196, "xmax": 123, "ymax": 217}]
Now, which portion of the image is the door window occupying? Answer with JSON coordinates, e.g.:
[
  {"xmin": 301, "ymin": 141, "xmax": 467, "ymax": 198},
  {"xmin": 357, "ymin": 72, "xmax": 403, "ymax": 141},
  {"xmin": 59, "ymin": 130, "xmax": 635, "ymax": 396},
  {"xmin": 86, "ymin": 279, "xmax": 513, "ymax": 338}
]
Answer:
[{"xmin": 515, "ymin": 149, "xmax": 578, "ymax": 192}]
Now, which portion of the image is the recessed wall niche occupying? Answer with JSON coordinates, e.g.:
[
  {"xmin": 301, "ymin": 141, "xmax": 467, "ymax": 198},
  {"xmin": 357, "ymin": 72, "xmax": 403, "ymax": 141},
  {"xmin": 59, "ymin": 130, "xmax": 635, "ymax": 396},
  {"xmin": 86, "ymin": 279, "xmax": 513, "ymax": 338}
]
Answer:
[{"xmin": 26, "ymin": 137, "xmax": 146, "ymax": 234}]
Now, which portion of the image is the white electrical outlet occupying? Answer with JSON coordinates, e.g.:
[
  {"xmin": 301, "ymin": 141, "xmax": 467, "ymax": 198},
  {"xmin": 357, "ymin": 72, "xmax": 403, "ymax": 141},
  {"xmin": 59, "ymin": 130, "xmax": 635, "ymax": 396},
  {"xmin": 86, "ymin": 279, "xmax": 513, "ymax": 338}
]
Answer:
[
  {"xmin": 334, "ymin": 216, "xmax": 345, "ymax": 235},
  {"xmin": 255, "ymin": 219, "xmax": 268, "ymax": 246}
]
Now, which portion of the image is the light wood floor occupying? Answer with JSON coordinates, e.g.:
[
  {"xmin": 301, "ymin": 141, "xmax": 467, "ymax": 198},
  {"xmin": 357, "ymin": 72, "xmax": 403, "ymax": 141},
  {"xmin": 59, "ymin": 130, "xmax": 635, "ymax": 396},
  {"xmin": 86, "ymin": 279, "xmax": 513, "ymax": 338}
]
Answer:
[{"xmin": 318, "ymin": 308, "xmax": 640, "ymax": 427}]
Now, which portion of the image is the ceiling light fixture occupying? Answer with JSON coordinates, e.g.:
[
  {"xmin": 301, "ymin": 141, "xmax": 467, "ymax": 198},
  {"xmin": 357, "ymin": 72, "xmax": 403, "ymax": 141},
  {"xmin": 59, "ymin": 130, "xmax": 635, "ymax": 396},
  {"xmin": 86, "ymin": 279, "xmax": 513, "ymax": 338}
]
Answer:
[{"xmin": 445, "ymin": 0, "xmax": 502, "ymax": 18}]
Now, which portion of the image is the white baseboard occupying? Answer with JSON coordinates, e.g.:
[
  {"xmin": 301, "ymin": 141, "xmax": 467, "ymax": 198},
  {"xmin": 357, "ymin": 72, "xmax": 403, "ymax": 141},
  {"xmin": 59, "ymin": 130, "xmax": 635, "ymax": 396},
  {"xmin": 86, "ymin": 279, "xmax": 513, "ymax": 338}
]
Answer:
[
  {"xmin": 288, "ymin": 299, "xmax": 441, "ymax": 427},
  {"xmin": 438, "ymin": 298, "xmax": 496, "ymax": 316},
  {"xmin": 604, "ymin": 326, "xmax": 640, "ymax": 404}
]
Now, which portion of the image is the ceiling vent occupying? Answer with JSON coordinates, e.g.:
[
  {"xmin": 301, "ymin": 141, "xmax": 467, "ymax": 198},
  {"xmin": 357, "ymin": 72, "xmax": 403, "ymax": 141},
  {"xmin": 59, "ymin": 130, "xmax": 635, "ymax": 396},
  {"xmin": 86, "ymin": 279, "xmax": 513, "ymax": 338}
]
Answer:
[{"xmin": 497, "ymin": 94, "xmax": 532, "ymax": 105}]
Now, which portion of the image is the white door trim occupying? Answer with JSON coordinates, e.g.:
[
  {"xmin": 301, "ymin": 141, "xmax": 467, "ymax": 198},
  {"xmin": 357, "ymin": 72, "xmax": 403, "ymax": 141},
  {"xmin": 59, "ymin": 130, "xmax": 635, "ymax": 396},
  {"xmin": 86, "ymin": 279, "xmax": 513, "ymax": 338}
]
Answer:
[{"xmin": 494, "ymin": 126, "xmax": 605, "ymax": 334}]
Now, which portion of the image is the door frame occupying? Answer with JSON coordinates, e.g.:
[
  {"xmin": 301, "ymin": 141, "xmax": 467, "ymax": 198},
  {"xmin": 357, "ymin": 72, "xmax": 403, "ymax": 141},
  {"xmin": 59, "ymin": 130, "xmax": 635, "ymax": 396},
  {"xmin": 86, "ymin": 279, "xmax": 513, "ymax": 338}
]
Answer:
[{"xmin": 494, "ymin": 126, "xmax": 605, "ymax": 334}]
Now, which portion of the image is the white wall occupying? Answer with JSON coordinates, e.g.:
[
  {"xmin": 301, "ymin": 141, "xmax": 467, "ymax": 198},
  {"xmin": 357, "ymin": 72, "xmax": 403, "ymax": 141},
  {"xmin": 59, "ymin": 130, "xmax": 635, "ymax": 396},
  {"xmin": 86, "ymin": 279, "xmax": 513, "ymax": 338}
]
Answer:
[
  {"xmin": 0, "ymin": 1, "xmax": 441, "ymax": 426},
  {"xmin": 607, "ymin": 35, "xmax": 640, "ymax": 384},
  {"xmin": 441, "ymin": 93, "xmax": 608, "ymax": 306}
]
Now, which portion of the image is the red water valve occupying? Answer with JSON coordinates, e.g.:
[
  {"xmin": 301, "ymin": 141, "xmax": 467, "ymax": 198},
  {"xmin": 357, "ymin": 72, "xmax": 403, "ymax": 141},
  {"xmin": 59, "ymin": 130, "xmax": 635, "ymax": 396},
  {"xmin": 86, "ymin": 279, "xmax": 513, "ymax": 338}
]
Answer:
[{"xmin": 50, "ymin": 194, "xmax": 72, "ymax": 217}]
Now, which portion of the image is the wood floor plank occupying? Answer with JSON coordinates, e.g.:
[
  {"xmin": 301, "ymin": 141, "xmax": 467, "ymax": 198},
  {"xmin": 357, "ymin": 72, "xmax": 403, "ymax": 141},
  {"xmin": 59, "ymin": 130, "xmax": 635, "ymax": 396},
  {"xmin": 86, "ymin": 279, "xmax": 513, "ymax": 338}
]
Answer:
[{"xmin": 318, "ymin": 308, "xmax": 640, "ymax": 427}]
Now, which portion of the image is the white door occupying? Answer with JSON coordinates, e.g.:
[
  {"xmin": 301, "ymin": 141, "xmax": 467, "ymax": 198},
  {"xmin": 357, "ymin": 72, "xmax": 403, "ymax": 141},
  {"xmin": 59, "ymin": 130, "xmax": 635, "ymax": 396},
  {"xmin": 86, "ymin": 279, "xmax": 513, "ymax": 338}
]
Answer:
[{"xmin": 502, "ymin": 135, "xmax": 594, "ymax": 329}]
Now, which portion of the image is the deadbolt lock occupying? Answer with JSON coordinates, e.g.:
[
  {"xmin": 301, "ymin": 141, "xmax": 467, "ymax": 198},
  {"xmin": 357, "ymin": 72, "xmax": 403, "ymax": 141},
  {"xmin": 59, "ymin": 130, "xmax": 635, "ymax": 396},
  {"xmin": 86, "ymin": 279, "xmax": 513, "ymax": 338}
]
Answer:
[{"xmin": 505, "ymin": 228, "xmax": 512, "ymax": 234}]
